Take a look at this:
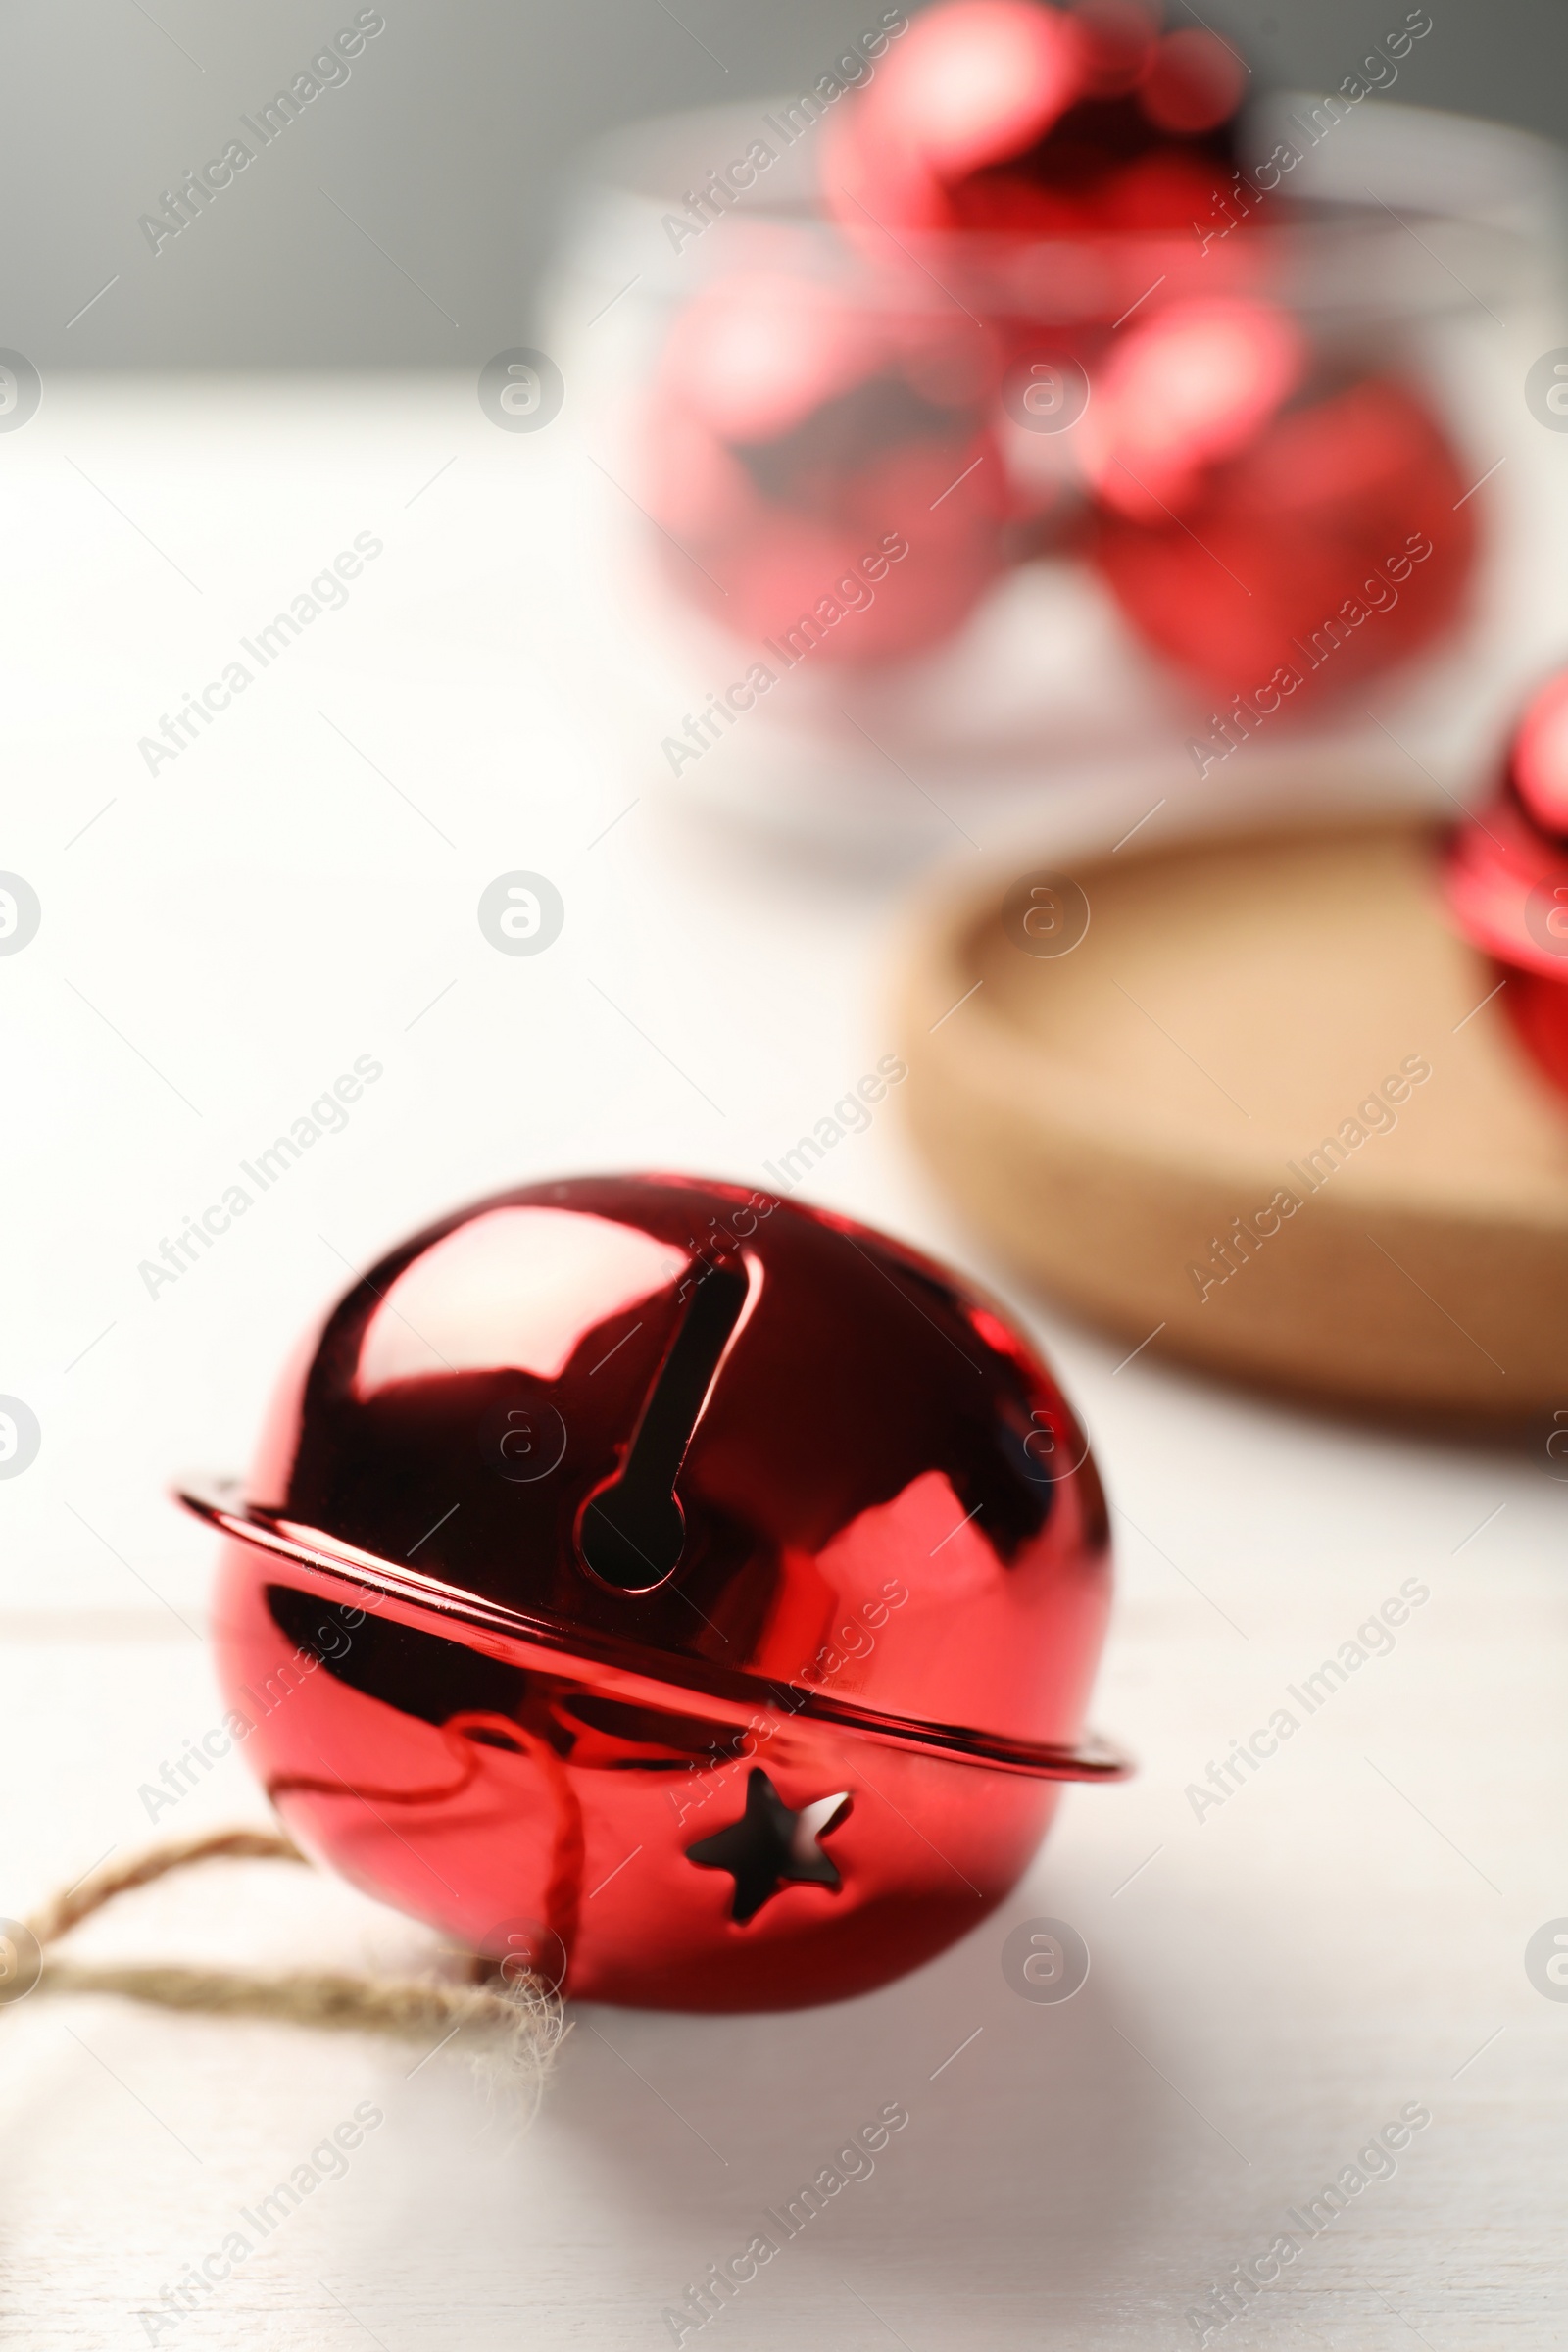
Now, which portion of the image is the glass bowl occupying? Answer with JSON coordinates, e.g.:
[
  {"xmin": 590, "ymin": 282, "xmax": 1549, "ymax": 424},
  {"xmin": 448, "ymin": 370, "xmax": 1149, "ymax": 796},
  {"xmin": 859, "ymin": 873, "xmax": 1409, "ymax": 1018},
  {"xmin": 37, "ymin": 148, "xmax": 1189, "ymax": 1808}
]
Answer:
[{"xmin": 535, "ymin": 91, "xmax": 1568, "ymax": 863}]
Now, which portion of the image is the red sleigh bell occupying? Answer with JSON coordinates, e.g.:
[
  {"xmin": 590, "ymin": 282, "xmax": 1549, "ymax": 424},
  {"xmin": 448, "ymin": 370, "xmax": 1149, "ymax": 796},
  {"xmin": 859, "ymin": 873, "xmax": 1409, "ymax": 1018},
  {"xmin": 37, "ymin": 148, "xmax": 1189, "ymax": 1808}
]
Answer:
[
  {"xmin": 1083, "ymin": 301, "xmax": 1476, "ymax": 704},
  {"xmin": 809, "ymin": 0, "xmax": 1476, "ymax": 705},
  {"xmin": 1445, "ymin": 668, "xmax": 1568, "ymax": 1096},
  {"xmin": 822, "ymin": 0, "xmax": 1250, "ymax": 255},
  {"xmin": 642, "ymin": 269, "xmax": 1006, "ymax": 664},
  {"xmin": 181, "ymin": 1176, "xmax": 1123, "ymax": 2011}
]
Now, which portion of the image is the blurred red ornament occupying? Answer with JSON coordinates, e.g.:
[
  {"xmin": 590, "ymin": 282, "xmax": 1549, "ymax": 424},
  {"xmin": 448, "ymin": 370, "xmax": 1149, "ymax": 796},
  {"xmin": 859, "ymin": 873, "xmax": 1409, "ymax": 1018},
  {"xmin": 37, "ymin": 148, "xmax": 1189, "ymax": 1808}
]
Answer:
[
  {"xmin": 1079, "ymin": 296, "xmax": 1306, "ymax": 517},
  {"xmin": 183, "ymin": 1175, "xmax": 1123, "ymax": 2012},
  {"xmin": 1510, "ymin": 670, "xmax": 1568, "ymax": 836},
  {"xmin": 1138, "ymin": 24, "xmax": 1246, "ymax": 135},
  {"xmin": 823, "ymin": 0, "xmax": 1249, "ymax": 248},
  {"xmin": 643, "ymin": 270, "xmax": 1007, "ymax": 662},
  {"xmin": 1446, "ymin": 673, "xmax": 1568, "ymax": 1096},
  {"xmin": 1089, "ymin": 368, "xmax": 1476, "ymax": 701}
]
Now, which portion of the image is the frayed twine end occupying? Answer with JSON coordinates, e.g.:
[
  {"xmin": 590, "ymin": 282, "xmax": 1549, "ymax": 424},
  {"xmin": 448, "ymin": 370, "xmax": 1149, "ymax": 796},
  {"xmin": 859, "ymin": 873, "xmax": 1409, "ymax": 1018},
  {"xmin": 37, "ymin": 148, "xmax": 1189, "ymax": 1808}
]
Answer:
[{"xmin": 19, "ymin": 1830, "xmax": 567, "ymax": 2105}]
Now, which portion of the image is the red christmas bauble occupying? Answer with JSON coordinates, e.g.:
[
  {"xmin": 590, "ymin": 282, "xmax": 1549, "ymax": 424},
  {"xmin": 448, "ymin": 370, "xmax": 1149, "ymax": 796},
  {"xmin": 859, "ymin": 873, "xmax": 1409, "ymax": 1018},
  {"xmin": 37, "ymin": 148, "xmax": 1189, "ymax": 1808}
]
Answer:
[
  {"xmin": 184, "ymin": 1176, "xmax": 1122, "ymax": 2011},
  {"xmin": 1445, "ymin": 672, "xmax": 1568, "ymax": 1096},
  {"xmin": 1077, "ymin": 297, "xmax": 1306, "ymax": 517},
  {"xmin": 1088, "ymin": 360, "xmax": 1476, "ymax": 702},
  {"xmin": 1510, "ymin": 669, "xmax": 1568, "ymax": 837},
  {"xmin": 822, "ymin": 0, "xmax": 1248, "ymax": 250},
  {"xmin": 642, "ymin": 270, "xmax": 1007, "ymax": 663}
]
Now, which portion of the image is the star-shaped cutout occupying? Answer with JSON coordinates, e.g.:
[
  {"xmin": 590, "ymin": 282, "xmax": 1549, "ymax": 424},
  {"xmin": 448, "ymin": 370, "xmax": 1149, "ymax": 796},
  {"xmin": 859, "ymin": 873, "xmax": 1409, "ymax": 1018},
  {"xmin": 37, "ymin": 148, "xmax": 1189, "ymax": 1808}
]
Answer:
[{"xmin": 685, "ymin": 1767, "xmax": 852, "ymax": 1925}]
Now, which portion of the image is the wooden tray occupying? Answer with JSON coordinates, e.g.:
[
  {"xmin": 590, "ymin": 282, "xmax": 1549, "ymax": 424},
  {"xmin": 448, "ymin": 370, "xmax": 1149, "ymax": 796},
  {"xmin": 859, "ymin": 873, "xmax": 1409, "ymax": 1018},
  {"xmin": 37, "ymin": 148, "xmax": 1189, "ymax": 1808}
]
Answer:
[{"xmin": 895, "ymin": 816, "xmax": 1568, "ymax": 1421}]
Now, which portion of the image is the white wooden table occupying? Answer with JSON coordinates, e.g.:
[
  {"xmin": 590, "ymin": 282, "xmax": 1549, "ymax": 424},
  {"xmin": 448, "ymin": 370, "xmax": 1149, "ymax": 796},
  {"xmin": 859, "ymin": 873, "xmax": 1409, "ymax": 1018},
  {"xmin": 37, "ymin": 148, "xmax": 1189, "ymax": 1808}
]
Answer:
[{"xmin": 1, "ymin": 375, "xmax": 1565, "ymax": 2350}]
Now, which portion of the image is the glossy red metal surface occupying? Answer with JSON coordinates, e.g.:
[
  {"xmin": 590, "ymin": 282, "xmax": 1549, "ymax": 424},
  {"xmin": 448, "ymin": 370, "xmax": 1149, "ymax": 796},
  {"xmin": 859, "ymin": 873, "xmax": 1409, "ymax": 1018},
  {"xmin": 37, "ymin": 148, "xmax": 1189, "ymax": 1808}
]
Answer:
[
  {"xmin": 643, "ymin": 270, "xmax": 1007, "ymax": 662},
  {"xmin": 823, "ymin": 0, "xmax": 1249, "ymax": 249},
  {"xmin": 1498, "ymin": 963, "xmax": 1568, "ymax": 1096},
  {"xmin": 1510, "ymin": 669, "xmax": 1568, "ymax": 837},
  {"xmin": 1090, "ymin": 368, "xmax": 1475, "ymax": 702},
  {"xmin": 637, "ymin": 1, "xmax": 1478, "ymax": 704},
  {"xmin": 1079, "ymin": 298, "xmax": 1307, "ymax": 520},
  {"xmin": 187, "ymin": 1175, "xmax": 1121, "ymax": 2011},
  {"xmin": 1444, "ymin": 675, "xmax": 1568, "ymax": 1098}
]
